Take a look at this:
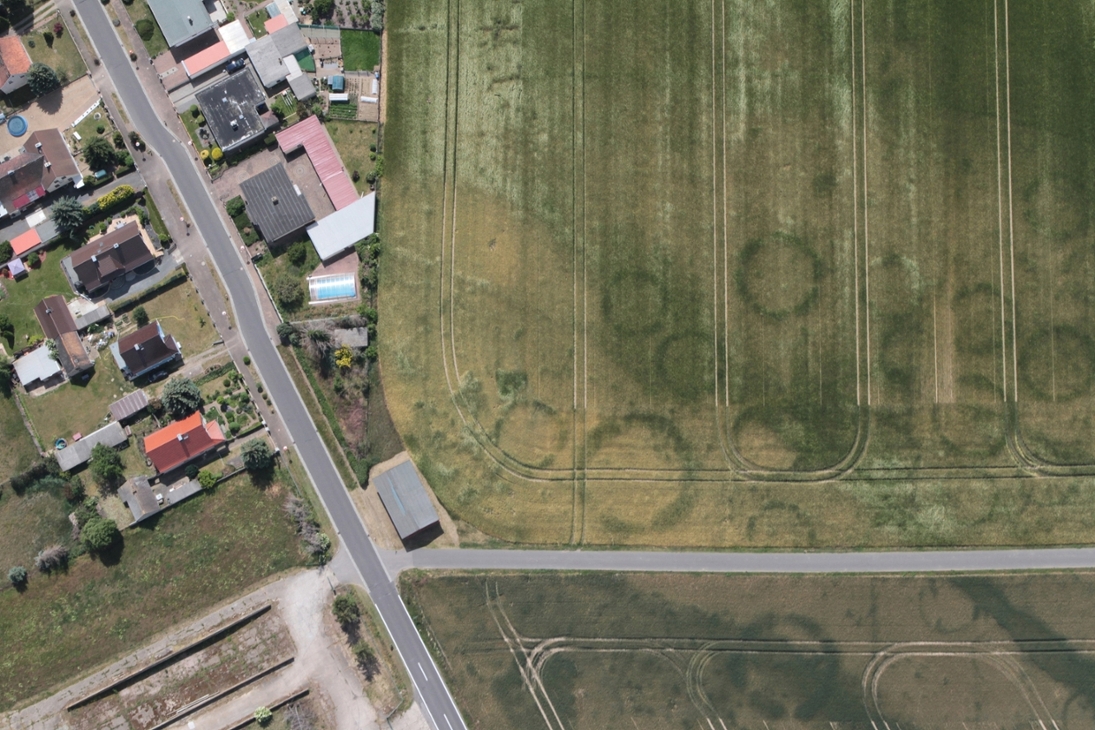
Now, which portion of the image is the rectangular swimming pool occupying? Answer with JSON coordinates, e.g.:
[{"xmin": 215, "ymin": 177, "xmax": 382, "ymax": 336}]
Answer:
[{"xmin": 308, "ymin": 273, "xmax": 357, "ymax": 302}]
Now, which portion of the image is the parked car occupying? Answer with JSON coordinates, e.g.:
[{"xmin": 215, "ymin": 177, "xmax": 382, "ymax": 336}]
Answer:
[{"xmin": 226, "ymin": 58, "xmax": 245, "ymax": 73}]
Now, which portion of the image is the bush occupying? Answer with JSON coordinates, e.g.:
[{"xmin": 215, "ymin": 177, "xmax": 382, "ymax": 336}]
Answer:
[
  {"xmin": 133, "ymin": 305, "xmax": 149, "ymax": 327},
  {"xmin": 162, "ymin": 377, "xmax": 203, "ymax": 418},
  {"xmin": 241, "ymin": 438, "xmax": 274, "ymax": 472},
  {"xmin": 96, "ymin": 184, "xmax": 136, "ymax": 212},
  {"xmin": 34, "ymin": 545, "xmax": 68, "ymax": 573},
  {"xmin": 197, "ymin": 469, "xmax": 218, "ymax": 489},
  {"xmin": 200, "ymin": 148, "xmax": 210, "ymax": 163},
  {"xmin": 8, "ymin": 566, "xmax": 27, "ymax": 586},
  {"xmin": 73, "ymin": 496, "xmax": 98, "ymax": 528},
  {"xmin": 28, "ymin": 251, "xmax": 40, "ymax": 267},
  {"xmin": 27, "ymin": 63, "xmax": 59, "ymax": 96},
  {"xmin": 364, "ymin": 344, "xmax": 377, "ymax": 362},
  {"xmin": 51, "ymin": 196, "xmax": 86, "ymax": 235},
  {"xmin": 81, "ymin": 517, "xmax": 120, "ymax": 552},
  {"xmin": 225, "ymin": 196, "xmax": 245, "ymax": 217},
  {"xmin": 43, "ymin": 30, "xmax": 54, "ymax": 46},
  {"xmin": 185, "ymin": 463, "xmax": 200, "ymax": 479},
  {"xmin": 189, "ymin": 104, "xmax": 200, "ymax": 118},
  {"xmin": 83, "ymin": 135, "xmax": 117, "ymax": 169},
  {"xmin": 352, "ymin": 640, "xmax": 376, "ymax": 668},
  {"xmin": 89, "ymin": 443, "xmax": 124, "ymax": 488},
  {"xmin": 135, "ymin": 18, "xmax": 154, "ymax": 40},
  {"xmin": 332, "ymin": 593, "xmax": 360, "ymax": 626},
  {"xmin": 243, "ymin": 355, "xmax": 251, "ymax": 365},
  {"xmin": 54, "ymin": 21, "xmax": 63, "ymax": 37},
  {"xmin": 211, "ymin": 147, "xmax": 224, "ymax": 161},
  {"xmin": 271, "ymin": 274, "xmax": 304, "ymax": 310},
  {"xmin": 0, "ymin": 240, "xmax": 11, "ymax": 262},
  {"xmin": 95, "ymin": 123, "xmax": 105, "ymax": 134},
  {"xmin": 264, "ymin": 133, "xmax": 277, "ymax": 146},
  {"xmin": 277, "ymin": 321, "xmax": 297, "ymax": 343},
  {"xmin": 254, "ymin": 707, "xmax": 272, "ymax": 726},
  {"xmin": 196, "ymin": 115, "xmax": 206, "ymax": 126},
  {"xmin": 113, "ymin": 130, "xmax": 125, "ymax": 148},
  {"xmin": 287, "ymin": 240, "xmax": 308, "ymax": 267}
]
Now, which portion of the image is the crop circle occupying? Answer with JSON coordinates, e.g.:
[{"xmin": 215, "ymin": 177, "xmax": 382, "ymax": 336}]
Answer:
[{"xmin": 736, "ymin": 233, "xmax": 822, "ymax": 320}]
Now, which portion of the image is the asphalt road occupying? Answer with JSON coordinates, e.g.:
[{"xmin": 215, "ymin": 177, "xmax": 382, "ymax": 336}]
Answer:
[
  {"xmin": 392, "ymin": 546, "xmax": 1095, "ymax": 573},
  {"xmin": 72, "ymin": 4, "xmax": 467, "ymax": 729}
]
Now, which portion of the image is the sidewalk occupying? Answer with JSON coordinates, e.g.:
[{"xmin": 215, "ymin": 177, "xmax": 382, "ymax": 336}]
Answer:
[{"xmin": 59, "ymin": 0, "xmax": 292, "ymax": 451}]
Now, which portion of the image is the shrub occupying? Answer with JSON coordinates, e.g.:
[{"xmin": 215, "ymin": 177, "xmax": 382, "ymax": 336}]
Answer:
[
  {"xmin": 113, "ymin": 130, "xmax": 125, "ymax": 148},
  {"xmin": 54, "ymin": 21, "xmax": 63, "ymax": 37},
  {"xmin": 43, "ymin": 30, "xmax": 54, "ymax": 46},
  {"xmin": 95, "ymin": 123, "xmax": 105, "ymax": 134},
  {"xmin": 264, "ymin": 133, "xmax": 277, "ymax": 146},
  {"xmin": 133, "ymin": 305, "xmax": 149, "ymax": 327},
  {"xmin": 243, "ymin": 355, "xmax": 251, "ymax": 365},
  {"xmin": 185, "ymin": 463, "xmax": 200, "ymax": 479},
  {"xmin": 352, "ymin": 640, "xmax": 376, "ymax": 668},
  {"xmin": 241, "ymin": 438, "xmax": 274, "ymax": 472},
  {"xmin": 35, "ymin": 545, "xmax": 68, "ymax": 573},
  {"xmin": 81, "ymin": 517, "xmax": 120, "ymax": 552},
  {"xmin": 271, "ymin": 274, "xmax": 304, "ymax": 310},
  {"xmin": 276, "ymin": 321, "xmax": 297, "ymax": 343},
  {"xmin": 196, "ymin": 115, "xmax": 206, "ymax": 126},
  {"xmin": 364, "ymin": 344, "xmax": 377, "ymax": 362},
  {"xmin": 198, "ymin": 469, "xmax": 218, "ymax": 489},
  {"xmin": 0, "ymin": 240, "xmax": 11, "ymax": 262},
  {"xmin": 89, "ymin": 443, "xmax": 124, "ymax": 488},
  {"xmin": 27, "ymin": 63, "xmax": 60, "ymax": 96},
  {"xmin": 226, "ymin": 196, "xmax": 245, "ymax": 217},
  {"xmin": 332, "ymin": 593, "xmax": 360, "ymax": 626},
  {"xmin": 51, "ymin": 196, "xmax": 85, "ymax": 235},
  {"xmin": 8, "ymin": 566, "xmax": 27, "ymax": 586},
  {"xmin": 135, "ymin": 18, "xmax": 154, "ymax": 40},
  {"xmin": 254, "ymin": 707, "xmax": 273, "ymax": 726},
  {"xmin": 96, "ymin": 184, "xmax": 136, "ymax": 212},
  {"xmin": 334, "ymin": 346, "xmax": 353, "ymax": 370},
  {"xmin": 200, "ymin": 148, "xmax": 210, "ymax": 163},
  {"xmin": 162, "ymin": 377, "xmax": 203, "ymax": 418},
  {"xmin": 287, "ymin": 240, "xmax": 309, "ymax": 267},
  {"xmin": 83, "ymin": 135, "xmax": 117, "ymax": 169},
  {"xmin": 73, "ymin": 497, "xmax": 98, "ymax": 528},
  {"xmin": 28, "ymin": 251, "xmax": 40, "ymax": 267},
  {"xmin": 211, "ymin": 147, "xmax": 224, "ymax": 161},
  {"xmin": 189, "ymin": 104, "xmax": 200, "ymax": 118},
  {"xmin": 351, "ymin": 169, "xmax": 360, "ymax": 182}
]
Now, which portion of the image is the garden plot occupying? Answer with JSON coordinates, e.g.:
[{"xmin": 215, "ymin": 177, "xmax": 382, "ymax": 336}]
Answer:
[{"xmin": 381, "ymin": 0, "xmax": 1095, "ymax": 548}]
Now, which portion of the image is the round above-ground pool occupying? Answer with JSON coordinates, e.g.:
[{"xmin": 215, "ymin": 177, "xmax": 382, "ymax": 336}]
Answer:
[{"xmin": 7, "ymin": 115, "xmax": 27, "ymax": 137}]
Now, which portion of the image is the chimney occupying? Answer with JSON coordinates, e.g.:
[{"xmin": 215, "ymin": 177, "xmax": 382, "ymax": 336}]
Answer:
[
  {"xmin": 91, "ymin": 254, "xmax": 97, "ymax": 262},
  {"xmin": 113, "ymin": 243, "xmax": 119, "ymax": 249},
  {"xmin": 271, "ymin": 195, "xmax": 279, "ymax": 205},
  {"xmin": 187, "ymin": 15, "xmax": 193, "ymax": 24},
  {"xmin": 134, "ymin": 343, "xmax": 141, "ymax": 350},
  {"xmin": 177, "ymin": 433, "xmax": 188, "ymax": 441},
  {"xmin": 44, "ymin": 307, "xmax": 51, "ymax": 314},
  {"xmin": 44, "ymin": 161, "xmax": 50, "ymax": 168},
  {"xmin": 34, "ymin": 142, "xmax": 41, "ymax": 150}
]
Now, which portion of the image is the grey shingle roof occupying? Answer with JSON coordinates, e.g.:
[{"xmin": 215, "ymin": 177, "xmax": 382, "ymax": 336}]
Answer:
[
  {"xmin": 55, "ymin": 422, "xmax": 127, "ymax": 471},
  {"xmin": 146, "ymin": 0, "xmax": 214, "ymax": 47},
  {"xmin": 239, "ymin": 162, "xmax": 315, "ymax": 243}
]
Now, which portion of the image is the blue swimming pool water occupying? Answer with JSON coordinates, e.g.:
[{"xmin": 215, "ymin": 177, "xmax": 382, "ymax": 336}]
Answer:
[
  {"xmin": 308, "ymin": 274, "xmax": 357, "ymax": 301},
  {"xmin": 7, "ymin": 115, "xmax": 27, "ymax": 137}
]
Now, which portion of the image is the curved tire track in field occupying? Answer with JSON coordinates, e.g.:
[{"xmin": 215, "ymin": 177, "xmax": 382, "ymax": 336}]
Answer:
[{"xmin": 860, "ymin": 640, "xmax": 1073, "ymax": 728}]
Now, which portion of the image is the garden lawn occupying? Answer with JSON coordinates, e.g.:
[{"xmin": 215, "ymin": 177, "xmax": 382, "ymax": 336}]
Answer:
[
  {"xmin": 20, "ymin": 354, "xmax": 133, "ymax": 446},
  {"xmin": 0, "ymin": 396, "xmax": 38, "ymax": 484},
  {"xmin": 325, "ymin": 120, "xmax": 376, "ymax": 194},
  {"xmin": 123, "ymin": 0, "xmax": 167, "ymax": 58},
  {"xmin": 340, "ymin": 29, "xmax": 379, "ymax": 71},
  {"xmin": 245, "ymin": 9, "xmax": 268, "ymax": 38},
  {"xmin": 0, "ymin": 470, "xmax": 305, "ymax": 711},
  {"xmin": 134, "ymin": 278, "xmax": 218, "ymax": 356},
  {"xmin": 24, "ymin": 15, "xmax": 88, "ymax": 83},
  {"xmin": 0, "ymin": 237, "xmax": 81, "ymax": 345}
]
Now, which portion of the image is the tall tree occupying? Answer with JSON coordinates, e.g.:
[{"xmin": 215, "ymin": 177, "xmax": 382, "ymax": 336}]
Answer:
[
  {"xmin": 82, "ymin": 136, "xmax": 117, "ymax": 170},
  {"xmin": 50, "ymin": 196, "xmax": 86, "ymax": 236},
  {"xmin": 26, "ymin": 63, "xmax": 59, "ymax": 96}
]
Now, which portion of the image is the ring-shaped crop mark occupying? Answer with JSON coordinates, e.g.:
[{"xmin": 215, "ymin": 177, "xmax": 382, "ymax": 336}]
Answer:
[
  {"xmin": 603, "ymin": 269, "xmax": 665, "ymax": 337},
  {"xmin": 1022, "ymin": 175, "xmax": 1090, "ymax": 242},
  {"xmin": 736, "ymin": 232, "xmax": 823, "ymax": 320}
]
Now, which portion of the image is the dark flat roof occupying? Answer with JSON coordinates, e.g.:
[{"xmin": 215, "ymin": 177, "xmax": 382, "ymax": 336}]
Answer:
[
  {"xmin": 239, "ymin": 162, "xmax": 315, "ymax": 243},
  {"xmin": 195, "ymin": 70, "xmax": 270, "ymax": 152},
  {"xmin": 373, "ymin": 460, "xmax": 440, "ymax": 540}
]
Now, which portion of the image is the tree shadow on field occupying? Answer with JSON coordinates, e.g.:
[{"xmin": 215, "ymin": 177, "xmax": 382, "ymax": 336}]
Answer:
[{"xmin": 954, "ymin": 578, "xmax": 1095, "ymax": 711}]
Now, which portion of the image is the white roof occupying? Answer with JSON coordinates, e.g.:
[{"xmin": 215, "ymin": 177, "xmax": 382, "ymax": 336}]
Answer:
[
  {"xmin": 307, "ymin": 192, "xmax": 374, "ymax": 261},
  {"xmin": 273, "ymin": 0, "xmax": 297, "ymax": 23},
  {"xmin": 13, "ymin": 346, "xmax": 61, "ymax": 385},
  {"xmin": 219, "ymin": 19, "xmax": 252, "ymax": 54},
  {"xmin": 283, "ymin": 52, "xmax": 302, "ymax": 79}
]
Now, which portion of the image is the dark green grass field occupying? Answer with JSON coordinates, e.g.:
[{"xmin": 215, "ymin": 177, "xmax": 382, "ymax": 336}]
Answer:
[
  {"xmin": 381, "ymin": 0, "xmax": 1095, "ymax": 548},
  {"xmin": 403, "ymin": 571, "xmax": 1095, "ymax": 730}
]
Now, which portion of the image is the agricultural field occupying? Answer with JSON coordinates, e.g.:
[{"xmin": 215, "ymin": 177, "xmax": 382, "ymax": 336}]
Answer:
[
  {"xmin": 381, "ymin": 0, "xmax": 1095, "ymax": 547},
  {"xmin": 403, "ymin": 570, "xmax": 1095, "ymax": 730}
]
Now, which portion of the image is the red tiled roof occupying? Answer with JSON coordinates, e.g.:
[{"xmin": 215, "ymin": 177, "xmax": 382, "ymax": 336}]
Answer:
[
  {"xmin": 275, "ymin": 116, "xmax": 358, "ymax": 210},
  {"xmin": 144, "ymin": 412, "xmax": 226, "ymax": 473},
  {"xmin": 182, "ymin": 40, "xmax": 230, "ymax": 77},
  {"xmin": 264, "ymin": 15, "xmax": 288, "ymax": 33},
  {"xmin": 10, "ymin": 227, "xmax": 40, "ymax": 256},
  {"xmin": 0, "ymin": 37, "xmax": 31, "ymax": 77}
]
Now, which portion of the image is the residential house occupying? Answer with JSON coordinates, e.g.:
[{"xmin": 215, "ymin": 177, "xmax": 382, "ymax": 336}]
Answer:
[
  {"xmin": 0, "ymin": 152, "xmax": 47, "ymax": 218},
  {"xmin": 144, "ymin": 412, "xmax": 226, "ymax": 473},
  {"xmin": 146, "ymin": 0, "xmax": 215, "ymax": 48},
  {"xmin": 0, "ymin": 37, "xmax": 32, "ymax": 94},
  {"xmin": 34, "ymin": 295, "xmax": 93, "ymax": 379},
  {"xmin": 22, "ymin": 129, "xmax": 82, "ymax": 193},
  {"xmin": 238, "ymin": 162, "xmax": 314, "ymax": 246},
  {"xmin": 111, "ymin": 321, "xmax": 181, "ymax": 380},
  {"xmin": 195, "ymin": 70, "xmax": 277, "ymax": 153},
  {"xmin": 67, "ymin": 221, "xmax": 156, "ymax": 295}
]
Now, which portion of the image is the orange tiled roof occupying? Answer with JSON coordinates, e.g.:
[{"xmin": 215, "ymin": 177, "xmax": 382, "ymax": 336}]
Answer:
[{"xmin": 0, "ymin": 37, "xmax": 32, "ymax": 76}]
